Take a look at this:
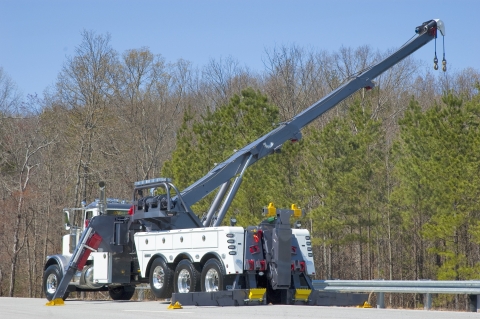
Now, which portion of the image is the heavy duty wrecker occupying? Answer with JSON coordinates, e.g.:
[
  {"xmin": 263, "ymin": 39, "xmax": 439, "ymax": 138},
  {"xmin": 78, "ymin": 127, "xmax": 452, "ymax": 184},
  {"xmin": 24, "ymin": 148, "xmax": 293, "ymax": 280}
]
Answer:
[{"xmin": 44, "ymin": 19, "xmax": 446, "ymax": 306}]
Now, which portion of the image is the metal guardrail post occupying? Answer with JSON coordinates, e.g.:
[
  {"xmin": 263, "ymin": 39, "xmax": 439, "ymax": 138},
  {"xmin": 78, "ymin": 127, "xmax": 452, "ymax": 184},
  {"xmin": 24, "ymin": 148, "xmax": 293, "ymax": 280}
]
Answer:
[
  {"xmin": 376, "ymin": 292, "xmax": 385, "ymax": 308},
  {"xmin": 424, "ymin": 293, "xmax": 432, "ymax": 310}
]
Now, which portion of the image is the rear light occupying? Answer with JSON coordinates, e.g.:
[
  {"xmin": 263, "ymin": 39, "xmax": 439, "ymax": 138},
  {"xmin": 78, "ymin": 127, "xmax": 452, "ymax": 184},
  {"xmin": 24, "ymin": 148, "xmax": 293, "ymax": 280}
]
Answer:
[
  {"xmin": 291, "ymin": 260, "xmax": 306, "ymax": 272},
  {"xmin": 226, "ymin": 233, "xmax": 234, "ymax": 238},
  {"xmin": 253, "ymin": 229, "xmax": 262, "ymax": 243},
  {"xmin": 246, "ymin": 259, "xmax": 267, "ymax": 271},
  {"xmin": 300, "ymin": 261, "xmax": 306, "ymax": 272},
  {"xmin": 259, "ymin": 260, "xmax": 266, "ymax": 271},
  {"xmin": 291, "ymin": 246, "xmax": 297, "ymax": 254},
  {"xmin": 249, "ymin": 245, "xmax": 260, "ymax": 254}
]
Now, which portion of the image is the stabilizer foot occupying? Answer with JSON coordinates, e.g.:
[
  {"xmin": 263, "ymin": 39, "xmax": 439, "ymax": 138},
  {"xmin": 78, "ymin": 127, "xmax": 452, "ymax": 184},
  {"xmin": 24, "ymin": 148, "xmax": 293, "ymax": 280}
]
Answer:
[
  {"xmin": 167, "ymin": 301, "xmax": 183, "ymax": 309},
  {"xmin": 357, "ymin": 301, "xmax": 373, "ymax": 308},
  {"xmin": 45, "ymin": 298, "xmax": 65, "ymax": 306}
]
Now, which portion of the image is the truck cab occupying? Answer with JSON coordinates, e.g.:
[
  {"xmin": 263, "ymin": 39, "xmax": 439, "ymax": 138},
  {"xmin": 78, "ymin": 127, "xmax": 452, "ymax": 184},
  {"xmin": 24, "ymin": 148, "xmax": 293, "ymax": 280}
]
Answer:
[
  {"xmin": 44, "ymin": 198, "xmax": 132, "ymax": 301},
  {"xmin": 62, "ymin": 199, "xmax": 131, "ymax": 255}
]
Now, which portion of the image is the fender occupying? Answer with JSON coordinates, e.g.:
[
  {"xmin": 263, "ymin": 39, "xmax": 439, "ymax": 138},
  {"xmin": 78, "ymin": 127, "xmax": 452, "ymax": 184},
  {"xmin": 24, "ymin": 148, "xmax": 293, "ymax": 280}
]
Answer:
[
  {"xmin": 200, "ymin": 251, "xmax": 226, "ymax": 274},
  {"xmin": 145, "ymin": 253, "xmax": 169, "ymax": 277},
  {"xmin": 45, "ymin": 254, "xmax": 70, "ymax": 274}
]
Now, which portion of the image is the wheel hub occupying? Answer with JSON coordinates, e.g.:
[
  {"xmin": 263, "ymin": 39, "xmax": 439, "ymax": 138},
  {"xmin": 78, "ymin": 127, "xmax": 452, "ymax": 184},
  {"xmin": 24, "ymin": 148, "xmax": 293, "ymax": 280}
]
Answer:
[
  {"xmin": 152, "ymin": 266, "xmax": 165, "ymax": 289},
  {"xmin": 46, "ymin": 273, "xmax": 57, "ymax": 294},
  {"xmin": 177, "ymin": 269, "xmax": 191, "ymax": 293},
  {"xmin": 204, "ymin": 268, "xmax": 219, "ymax": 291}
]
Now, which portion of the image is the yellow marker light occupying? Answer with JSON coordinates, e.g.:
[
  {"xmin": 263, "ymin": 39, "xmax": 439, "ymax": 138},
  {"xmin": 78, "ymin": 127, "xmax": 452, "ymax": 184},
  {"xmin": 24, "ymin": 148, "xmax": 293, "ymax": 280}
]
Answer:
[
  {"xmin": 265, "ymin": 202, "xmax": 276, "ymax": 217},
  {"xmin": 291, "ymin": 204, "xmax": 302, "ymax": 218}
]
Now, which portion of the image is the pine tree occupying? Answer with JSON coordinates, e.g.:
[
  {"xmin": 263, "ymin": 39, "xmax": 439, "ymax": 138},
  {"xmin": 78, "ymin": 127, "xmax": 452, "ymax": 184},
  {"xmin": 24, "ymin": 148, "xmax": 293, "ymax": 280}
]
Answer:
[
  {"xmin": 162, "ymin": 88, "xmax": 286, "ymax": 226},
  {"xmin": 300, "ymin": 100, "xmax": 384, "ymax": 279},
  {"xmin": 393, "ymin": 90, "xmax": 480, "ymax": 280}
]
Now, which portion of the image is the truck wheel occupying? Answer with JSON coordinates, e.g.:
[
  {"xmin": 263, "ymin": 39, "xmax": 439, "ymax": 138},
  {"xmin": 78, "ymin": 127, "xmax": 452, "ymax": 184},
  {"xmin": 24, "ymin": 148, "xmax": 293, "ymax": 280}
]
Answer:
[
  {"xmin": 149, "ymin": 258, "xmax": 174, "ymax": 299},
  {"xmin": 201, "ymin": 258, "xmax": 225, "ymax": 292},
  {"xmin": 108, "ymin": 285, "xmax": 135, "ymax": 300},
  {"xmin": 43, "ymin": 264, "xmax": 70, "ymax": 301},
  {"xmin": 174, "ymin": 259, "xmax": 201, "ymax": 293}
]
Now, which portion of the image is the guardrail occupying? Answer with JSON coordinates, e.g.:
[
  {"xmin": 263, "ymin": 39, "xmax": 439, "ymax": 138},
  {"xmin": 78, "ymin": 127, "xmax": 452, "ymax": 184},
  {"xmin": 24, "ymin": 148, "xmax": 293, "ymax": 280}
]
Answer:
[
  {"xmin": 312, "ymin": 280, "xmax": 480, "ymax": 311},
  {"xmin": 135, "ymin": 280, "xmax": 480, "ymax": 311}
]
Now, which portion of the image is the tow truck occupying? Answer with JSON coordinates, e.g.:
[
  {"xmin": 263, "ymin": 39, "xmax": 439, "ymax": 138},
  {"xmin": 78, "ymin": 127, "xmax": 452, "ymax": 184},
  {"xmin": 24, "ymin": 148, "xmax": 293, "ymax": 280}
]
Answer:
[{"xmin": 43, "ymin": 18, "xmax": 446, "ymax": 306}]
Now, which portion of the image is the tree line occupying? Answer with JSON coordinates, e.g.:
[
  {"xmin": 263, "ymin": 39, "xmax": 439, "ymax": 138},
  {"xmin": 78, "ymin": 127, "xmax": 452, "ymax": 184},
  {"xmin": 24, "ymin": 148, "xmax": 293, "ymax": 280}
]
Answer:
[{"xmin": 1, "ymin": 30, "xmax": 480, "ymax": 309}]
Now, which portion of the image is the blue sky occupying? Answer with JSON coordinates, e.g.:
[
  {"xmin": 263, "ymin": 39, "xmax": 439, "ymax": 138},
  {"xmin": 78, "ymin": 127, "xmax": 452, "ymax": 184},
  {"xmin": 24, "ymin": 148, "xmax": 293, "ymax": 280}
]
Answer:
[{"xmin": 1, "ymin": 0, "xmax": 477, "ymax": 97}]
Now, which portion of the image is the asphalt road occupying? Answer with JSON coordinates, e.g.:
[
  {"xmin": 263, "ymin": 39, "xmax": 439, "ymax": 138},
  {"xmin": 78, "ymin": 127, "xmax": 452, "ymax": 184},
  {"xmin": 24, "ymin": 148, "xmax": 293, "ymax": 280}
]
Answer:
[{"xmin": 1, "ymin": 297, "xmax": 479, "ymax": 319}]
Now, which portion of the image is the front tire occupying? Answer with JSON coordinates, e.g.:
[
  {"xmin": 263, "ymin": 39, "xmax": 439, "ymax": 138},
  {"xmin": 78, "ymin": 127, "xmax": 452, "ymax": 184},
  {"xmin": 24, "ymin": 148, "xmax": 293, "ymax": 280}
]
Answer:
[
  {"xmin": 108, "ymin": 285, "xmax": 135, "ymax": 300},
  {"xmin": 201, "ymin": 258, "xmax": 225, "ymax": 292},
  {"xmin": 149, "ymin": 258, "xmax": 174, "ymax": 299},
  {"xmin": 174, "ymin": 259, "xmax": 201, "ymax": 293},
  {"xmin": 43, "ymin": 264, "xmax": 70, "ymax": 301}
]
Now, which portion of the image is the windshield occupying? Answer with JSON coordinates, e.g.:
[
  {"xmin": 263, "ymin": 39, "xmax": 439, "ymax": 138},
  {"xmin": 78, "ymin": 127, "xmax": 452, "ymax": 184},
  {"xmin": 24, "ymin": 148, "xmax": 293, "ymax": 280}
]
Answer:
[{"xmin": 106, "ymin": 209, "xmax": 130, "ymax": 216}]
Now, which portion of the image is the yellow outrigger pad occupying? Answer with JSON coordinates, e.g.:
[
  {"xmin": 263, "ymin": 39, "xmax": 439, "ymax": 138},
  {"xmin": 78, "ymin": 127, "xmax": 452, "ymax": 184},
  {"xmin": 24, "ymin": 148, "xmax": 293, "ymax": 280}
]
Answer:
[
  {"xmin": 248, "ymin": 288, "xmax": 266, "ymax": 301},
  {"xmin": 294, "ymin": 288, "xmax": 311, "ymax": 302},
  {"xmin": 357, "ymin": 301, "xmax": 373, "ymax": 308},
  {"xmin": 167, "ymin": 301, "xmax": 183, "ymax": 309},
  {"xmin": 45, "ymin": 298, "xmax": 65, "ymax": 306}
]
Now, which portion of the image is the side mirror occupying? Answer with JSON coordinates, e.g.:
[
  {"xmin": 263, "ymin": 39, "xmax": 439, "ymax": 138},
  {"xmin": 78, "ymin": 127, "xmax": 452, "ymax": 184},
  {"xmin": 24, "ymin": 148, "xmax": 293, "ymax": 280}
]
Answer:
[
  {"xmin": 294, "ymin": 220, "xmax": 302, "ymax": 229},
  {"xmin": 64, "ymin": 210, "xmax": 71, "ymax": 230}
]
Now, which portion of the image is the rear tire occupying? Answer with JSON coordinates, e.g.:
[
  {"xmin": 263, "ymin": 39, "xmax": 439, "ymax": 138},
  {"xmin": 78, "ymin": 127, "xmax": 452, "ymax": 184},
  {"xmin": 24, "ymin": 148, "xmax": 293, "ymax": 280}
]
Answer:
[
  {"xmin": 201, "ymin": 258, "xmax": 225, "ymax": 292},
  {"xmin": 149, "ymin": 258, "xmax": 174, "ymax": 299},
  {"xmin": 108, "ymin": 285, "xmax": 135, "ymax": 300},
  {"xmin": 174, "ymin": 259, "xmax": 201, "ymax": 293},
  {"xmin": 43, "ymin": 264, "xmax": 70, "ymax": 301}
]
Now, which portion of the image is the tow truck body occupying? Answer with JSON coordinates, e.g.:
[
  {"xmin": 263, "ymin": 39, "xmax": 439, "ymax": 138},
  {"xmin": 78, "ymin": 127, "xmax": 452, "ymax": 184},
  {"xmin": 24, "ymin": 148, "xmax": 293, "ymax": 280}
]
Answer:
[{"xmin": 43, "ymin": 19, "xmax": 445, "ymax": 306}]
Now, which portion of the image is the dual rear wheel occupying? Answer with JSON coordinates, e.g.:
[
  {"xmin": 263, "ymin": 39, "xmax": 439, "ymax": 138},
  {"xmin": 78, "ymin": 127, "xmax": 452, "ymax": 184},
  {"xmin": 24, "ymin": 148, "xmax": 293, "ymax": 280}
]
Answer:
[{"xmin": 149, "ymin": 257, "xmax": 226, "ymax": 298}]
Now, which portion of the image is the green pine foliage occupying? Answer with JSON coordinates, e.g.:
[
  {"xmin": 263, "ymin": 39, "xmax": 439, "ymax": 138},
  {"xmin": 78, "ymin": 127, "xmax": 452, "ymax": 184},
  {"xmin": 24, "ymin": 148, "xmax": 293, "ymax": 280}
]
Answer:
[
  {"xmin": 393, "ymin": 90, "xmax": 480, "ymax": 280},
  {"xmin": 162, "ymin": 88, "xmax": 287, "ymax": 226},
  {"xmin": 300, "ymin": 100, "xmax": 384, "ymax": 278}
]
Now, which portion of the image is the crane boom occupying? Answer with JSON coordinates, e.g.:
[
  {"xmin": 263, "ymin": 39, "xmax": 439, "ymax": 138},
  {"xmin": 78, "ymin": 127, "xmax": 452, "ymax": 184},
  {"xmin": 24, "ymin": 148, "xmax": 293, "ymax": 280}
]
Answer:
[{"xmin": 178, "ymin": 19, "xmax": 445, "ymax": 221}]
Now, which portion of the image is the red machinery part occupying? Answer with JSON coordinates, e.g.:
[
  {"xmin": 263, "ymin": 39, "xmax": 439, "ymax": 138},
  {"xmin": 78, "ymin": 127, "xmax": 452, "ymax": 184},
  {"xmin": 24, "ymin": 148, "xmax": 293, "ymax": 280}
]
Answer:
[{"xmin": 76, "ymin": 233, "xmax": 102, "ymax": 270}]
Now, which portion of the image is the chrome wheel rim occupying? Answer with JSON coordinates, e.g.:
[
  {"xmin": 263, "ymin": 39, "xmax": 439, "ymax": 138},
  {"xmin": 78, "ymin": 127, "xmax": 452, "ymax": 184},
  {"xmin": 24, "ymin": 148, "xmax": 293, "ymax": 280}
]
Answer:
[
  {"xmin": 177, "ymin": 269, "xmax": 191, "ymax": 293},
  {"xmin": 152, "ymin": 266, "xmax": 165, "ymax": 290},
  {"xmin": 204, "ymin": 268, "xmax": 219, "ymax": 291},
  {"xmin": 46, "ymin": 273, "xmax": 57, "ymax": 294}
]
